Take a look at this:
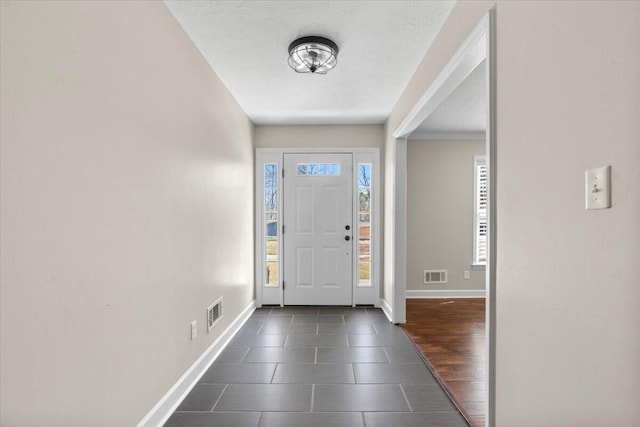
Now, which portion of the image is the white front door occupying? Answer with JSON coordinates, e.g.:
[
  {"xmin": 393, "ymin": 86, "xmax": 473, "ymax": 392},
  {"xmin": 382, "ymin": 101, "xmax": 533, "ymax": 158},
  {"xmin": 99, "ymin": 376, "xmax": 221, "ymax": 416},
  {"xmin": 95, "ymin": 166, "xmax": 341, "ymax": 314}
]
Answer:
[{"xmin": 283, "ymin": 153, "xmax": 353, "ymax": 306}]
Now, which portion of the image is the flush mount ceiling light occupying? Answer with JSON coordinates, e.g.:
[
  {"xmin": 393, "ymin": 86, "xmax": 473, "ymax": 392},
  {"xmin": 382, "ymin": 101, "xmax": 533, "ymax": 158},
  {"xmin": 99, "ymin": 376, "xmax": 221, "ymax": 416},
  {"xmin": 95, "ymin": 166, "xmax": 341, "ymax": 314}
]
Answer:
[{"xmin": 288, "ymin": 36, "xmax": 339, "ymax": 74}]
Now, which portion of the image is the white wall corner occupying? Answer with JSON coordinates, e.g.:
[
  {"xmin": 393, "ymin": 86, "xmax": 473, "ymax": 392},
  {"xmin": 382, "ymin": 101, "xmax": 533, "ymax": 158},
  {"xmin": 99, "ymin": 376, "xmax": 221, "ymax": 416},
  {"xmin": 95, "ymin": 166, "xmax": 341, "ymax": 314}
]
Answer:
[
  {"xmin": 136, "ymin": 300, "xmax": 256, "ymax": 427},
  {"xmin": 380, "ymin": 298, "xmax": 393, "ymax": 322}
]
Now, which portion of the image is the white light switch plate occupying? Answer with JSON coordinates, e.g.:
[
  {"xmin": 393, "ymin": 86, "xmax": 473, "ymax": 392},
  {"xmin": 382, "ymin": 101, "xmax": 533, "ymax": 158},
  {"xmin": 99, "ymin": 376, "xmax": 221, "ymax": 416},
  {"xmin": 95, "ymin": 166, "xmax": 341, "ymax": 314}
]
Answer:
[
  {"xmin": 585, "ymin": 166, "xmax": 611, "ymax": 210},
  {"xmin": 190, "ymin": 321, "xmax": 197, "ymax": 340}
]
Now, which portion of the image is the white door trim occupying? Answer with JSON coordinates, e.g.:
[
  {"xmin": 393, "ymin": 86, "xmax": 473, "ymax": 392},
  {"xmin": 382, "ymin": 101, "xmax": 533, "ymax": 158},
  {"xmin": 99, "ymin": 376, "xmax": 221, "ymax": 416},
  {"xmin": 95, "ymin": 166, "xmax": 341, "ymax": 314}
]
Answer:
[
  {"xmin": 255, "ymin": 147, "xmax": 380, "ymax": 307},
  {"xmin": 390, "ymin": 11, "xmax": 496, "ymax": 427}
]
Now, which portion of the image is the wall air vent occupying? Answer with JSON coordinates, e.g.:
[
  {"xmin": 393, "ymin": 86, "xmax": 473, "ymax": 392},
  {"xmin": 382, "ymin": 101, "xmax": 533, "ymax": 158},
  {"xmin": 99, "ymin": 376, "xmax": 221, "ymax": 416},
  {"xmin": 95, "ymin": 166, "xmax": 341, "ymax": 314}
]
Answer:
[
  {"xmin": 424, "ymin": 270, "xmax": 448, "ymax": 284},
  {"xmin": 207, "ymin": 297, "xmax": 223, "ymax": 332}
]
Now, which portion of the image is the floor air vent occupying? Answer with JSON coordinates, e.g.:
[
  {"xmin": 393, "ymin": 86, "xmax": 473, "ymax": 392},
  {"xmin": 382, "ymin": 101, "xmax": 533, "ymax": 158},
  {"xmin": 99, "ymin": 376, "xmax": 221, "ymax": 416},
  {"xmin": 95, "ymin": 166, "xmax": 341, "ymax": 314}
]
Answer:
[
  {"xmin": 424, "ymin": 270, "xmax": 448, "ymax": 284},
  {"xmin": 207, "ymin": 298, "xmax": 223, "ymax": 332}
]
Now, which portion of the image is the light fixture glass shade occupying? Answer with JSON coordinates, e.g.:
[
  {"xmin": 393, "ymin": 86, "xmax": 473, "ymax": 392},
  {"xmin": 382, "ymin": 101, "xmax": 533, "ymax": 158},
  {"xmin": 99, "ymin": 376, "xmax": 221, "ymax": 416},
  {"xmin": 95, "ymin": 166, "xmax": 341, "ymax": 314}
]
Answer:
[{"xmin": 288, "ymin": 36, "xmax": 339, "ymax": 74}]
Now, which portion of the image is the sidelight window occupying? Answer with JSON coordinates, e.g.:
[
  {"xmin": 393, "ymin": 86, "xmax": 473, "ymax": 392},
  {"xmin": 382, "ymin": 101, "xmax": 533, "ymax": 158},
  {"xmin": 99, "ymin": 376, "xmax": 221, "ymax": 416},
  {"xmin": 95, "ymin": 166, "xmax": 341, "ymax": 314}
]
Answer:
[
  {"xmin": 264, "ymin": 164, "xmax": 279, "ymax": 286},
  {"xmin": 358, "ymin": 163, "xmax": 372, "ymax": 287}
]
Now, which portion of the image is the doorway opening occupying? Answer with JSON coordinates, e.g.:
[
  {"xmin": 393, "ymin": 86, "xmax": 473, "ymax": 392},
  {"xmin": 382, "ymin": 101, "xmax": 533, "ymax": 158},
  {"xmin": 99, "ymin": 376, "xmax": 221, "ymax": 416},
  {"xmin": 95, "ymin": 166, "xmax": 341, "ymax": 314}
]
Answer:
[{"xmin": 391, "ymin": 11, "xmax": 496, "ymax": 427}]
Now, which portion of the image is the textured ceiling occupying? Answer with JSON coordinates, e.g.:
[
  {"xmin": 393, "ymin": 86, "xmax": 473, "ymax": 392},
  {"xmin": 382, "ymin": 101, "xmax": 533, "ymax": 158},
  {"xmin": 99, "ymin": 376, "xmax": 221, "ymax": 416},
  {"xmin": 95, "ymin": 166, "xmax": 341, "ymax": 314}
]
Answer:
[
  {"xmin": 164, "ymin": 1, "xmax": 456, "ymax": 125},
  {"xmin": 412, "ymin": 59, "xmax": 486, "ymax": 138}
]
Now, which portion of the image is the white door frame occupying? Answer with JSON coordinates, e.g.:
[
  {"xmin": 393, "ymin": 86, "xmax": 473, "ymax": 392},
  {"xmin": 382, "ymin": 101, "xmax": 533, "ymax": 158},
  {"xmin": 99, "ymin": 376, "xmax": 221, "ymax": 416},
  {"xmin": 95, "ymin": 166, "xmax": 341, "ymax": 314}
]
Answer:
[
  {"xmin": 255, "ymin": 147, "xmax": 381, "ymax": 307},
  {"xmin": 390, "ymin": 11, "xmax": 496, "ymax": 427}
]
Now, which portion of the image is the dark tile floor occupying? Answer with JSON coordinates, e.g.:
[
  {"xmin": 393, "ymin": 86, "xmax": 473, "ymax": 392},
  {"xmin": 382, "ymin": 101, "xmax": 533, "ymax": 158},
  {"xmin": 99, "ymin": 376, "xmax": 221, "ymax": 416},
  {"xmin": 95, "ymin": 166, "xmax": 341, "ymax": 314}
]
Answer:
[{"xmin": 164, "ymin": 306, "xmax": 468, "ymax": 427}]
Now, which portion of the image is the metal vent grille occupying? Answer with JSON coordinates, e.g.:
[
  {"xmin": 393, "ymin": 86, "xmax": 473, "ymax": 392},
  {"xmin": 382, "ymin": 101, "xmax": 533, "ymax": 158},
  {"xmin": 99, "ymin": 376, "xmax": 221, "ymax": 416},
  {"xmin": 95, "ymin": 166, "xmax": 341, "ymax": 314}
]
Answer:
[
  {"xmin": 424, "ymin": 270, "xmax": 448, "ymax": 284},
  {"xmin": 207, "ymin": 298, "xmax": 223, "ymax": 332}
]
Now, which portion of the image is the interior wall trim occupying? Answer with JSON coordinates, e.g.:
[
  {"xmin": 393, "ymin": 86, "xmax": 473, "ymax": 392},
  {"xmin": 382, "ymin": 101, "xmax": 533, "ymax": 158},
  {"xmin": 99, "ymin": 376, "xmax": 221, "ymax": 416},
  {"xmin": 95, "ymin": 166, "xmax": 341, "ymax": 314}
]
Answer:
[
  {"xmin": 406, "ymin": 289, "xmax": 486, "ymax": 299},
  {"xmin": 392, "ymin": 15, "xmax": 488, "ymax": 139},
  {"xmin": 408, "ymin": 131, "xmax": 486, "ymax": 141},
  {"xmin": 136, "ymin": 300, "xmax": 256, "ymax": 427}
]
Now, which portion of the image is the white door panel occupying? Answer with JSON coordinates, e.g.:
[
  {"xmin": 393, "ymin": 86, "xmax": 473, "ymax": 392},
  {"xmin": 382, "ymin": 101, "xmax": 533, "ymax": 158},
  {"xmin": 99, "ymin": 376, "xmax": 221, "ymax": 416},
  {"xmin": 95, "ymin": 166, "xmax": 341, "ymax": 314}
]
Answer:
[{"xmin": 283, "ymin": 153, "xmax": 352, "ymax": 306}]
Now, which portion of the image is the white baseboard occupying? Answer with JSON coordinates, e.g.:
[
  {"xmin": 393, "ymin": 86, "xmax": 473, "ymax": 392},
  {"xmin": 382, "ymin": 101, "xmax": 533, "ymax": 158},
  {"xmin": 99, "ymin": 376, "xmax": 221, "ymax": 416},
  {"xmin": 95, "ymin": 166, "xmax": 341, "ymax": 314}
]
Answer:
[
  {"xmin": 406, "ymin": 289, "xmax": 486, "ymax": 299},
  {"xmin": 137, "ymin": 300, "xmax": 256, "ymax": 427},
  {"xmin": 379, "ymin": 298, "xmax": 393, "ymax": 321}
]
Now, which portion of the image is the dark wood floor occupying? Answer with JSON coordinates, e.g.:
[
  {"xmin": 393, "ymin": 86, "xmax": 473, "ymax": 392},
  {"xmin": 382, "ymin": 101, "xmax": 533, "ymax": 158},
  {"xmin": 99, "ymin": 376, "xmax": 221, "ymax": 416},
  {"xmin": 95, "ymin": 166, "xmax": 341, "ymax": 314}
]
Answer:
[{"xmin": 401, "ymin": 298, "xmax": 486, "ymax": 427}]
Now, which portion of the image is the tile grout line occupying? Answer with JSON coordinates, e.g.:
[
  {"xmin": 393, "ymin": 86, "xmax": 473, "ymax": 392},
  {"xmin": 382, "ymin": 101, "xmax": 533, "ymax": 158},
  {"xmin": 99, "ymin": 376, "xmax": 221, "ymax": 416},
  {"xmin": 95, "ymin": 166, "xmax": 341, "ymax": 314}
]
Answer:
[
  {"xmin": 269, "ymin": 363, "xmax": 278, "ymax": 383},
  {"xmin": 399, "ymin": 383, "xmax": 414, "ymax": 412},
  {"xmin": 310, "ymin": 384, "xmax": 315, "ymax": 412},
  {"xmin": 361, "ymin": 411, "xmax": 367, "ymax": 427},
  {"xmin": 314, "ymin": 347, "xmax": 318, "ymax": 364},
  {"xmin": 209, "ymin": 384, "xmax": 228, "ymax": 412},
  {"xmin": 239, "ymin": 347, "xmax": 251, "ymax": 363},
  {"xmin": 381, "ymin": 346, "xmax": 390, "ymax": 362},
  {"xmin": 351, "ymin": 363, "xmax": 357, "ymax": 384}
]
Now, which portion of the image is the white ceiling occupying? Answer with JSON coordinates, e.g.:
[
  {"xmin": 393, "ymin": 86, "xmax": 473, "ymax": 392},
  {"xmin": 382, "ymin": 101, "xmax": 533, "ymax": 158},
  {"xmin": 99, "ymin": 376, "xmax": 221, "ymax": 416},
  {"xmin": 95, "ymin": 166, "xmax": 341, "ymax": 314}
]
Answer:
[
  {"xmin": 164, "ymin": 1, "xmax": 456, "ymax": 125},
  {"xmin": 411, "ymin": 59, "xmax": 486, "ymax": 139}
]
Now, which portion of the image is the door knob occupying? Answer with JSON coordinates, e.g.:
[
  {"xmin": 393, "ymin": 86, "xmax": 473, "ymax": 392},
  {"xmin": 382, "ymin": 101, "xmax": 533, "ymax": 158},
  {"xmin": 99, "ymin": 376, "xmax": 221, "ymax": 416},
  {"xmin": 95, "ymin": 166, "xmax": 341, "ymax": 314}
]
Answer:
[
  {"xmin": 345, "ymin": 236, "xmax": 351, "ymax": 241},
  {"xmin": 345, "ymin": 225, "xmax": 351, "ymax": 230}
]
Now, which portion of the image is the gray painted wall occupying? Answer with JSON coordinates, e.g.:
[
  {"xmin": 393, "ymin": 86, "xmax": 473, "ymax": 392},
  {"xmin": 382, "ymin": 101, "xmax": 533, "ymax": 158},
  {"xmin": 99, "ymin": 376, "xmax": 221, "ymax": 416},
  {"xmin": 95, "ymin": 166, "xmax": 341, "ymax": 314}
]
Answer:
[
  {"xmin": 0, "ymin": 2, "xmax": 254, "ymax": 425},
  {"xmin": 406, "ymin": 139, "xmax": 485, "ymax": 291},
  {"xmin": 255, "ymin": 124, "xmax": 384, "ymax": 148}
]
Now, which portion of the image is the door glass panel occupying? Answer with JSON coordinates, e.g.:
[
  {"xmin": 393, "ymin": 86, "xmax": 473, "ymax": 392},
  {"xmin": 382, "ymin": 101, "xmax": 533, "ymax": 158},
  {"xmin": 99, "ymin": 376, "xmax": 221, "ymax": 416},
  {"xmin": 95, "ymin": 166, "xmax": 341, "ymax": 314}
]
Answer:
[
  {"xmin": 296, "ymin": 163, "xmax": 341, "ymax": 176},
  {"xmin": 358, "ymin": 163, "xmax": 372, "ymax": 287},
  {"xmin": 266, "ymin": 237, "xmax": 278, "ymax": 286},
  {"xmin": 265, "ymin": 164, "xmax": 278, "ymax": 186},
  {"xmin": 264, "ymin": 163, "xmax": 279, "ymax": 287},
  {"xmin": 265, "ymin": 190, "xmax": 277, "ymax": 212}
]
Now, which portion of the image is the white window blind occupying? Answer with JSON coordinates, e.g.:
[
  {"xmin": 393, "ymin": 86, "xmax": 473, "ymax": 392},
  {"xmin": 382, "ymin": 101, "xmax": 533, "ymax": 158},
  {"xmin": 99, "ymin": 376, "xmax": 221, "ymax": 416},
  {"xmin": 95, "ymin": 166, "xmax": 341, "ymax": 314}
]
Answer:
[{"xmin": 473, "ymin": 156, "xmax": 487, "ymax": 266}]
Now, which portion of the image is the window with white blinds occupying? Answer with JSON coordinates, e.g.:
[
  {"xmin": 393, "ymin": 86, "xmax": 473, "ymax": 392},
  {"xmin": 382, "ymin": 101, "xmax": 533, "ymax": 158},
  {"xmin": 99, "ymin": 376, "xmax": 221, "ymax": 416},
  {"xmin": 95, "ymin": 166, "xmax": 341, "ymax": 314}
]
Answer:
[{"xmin": 473, "ymin": 156, "xmax": 487, "ymax": 266}]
